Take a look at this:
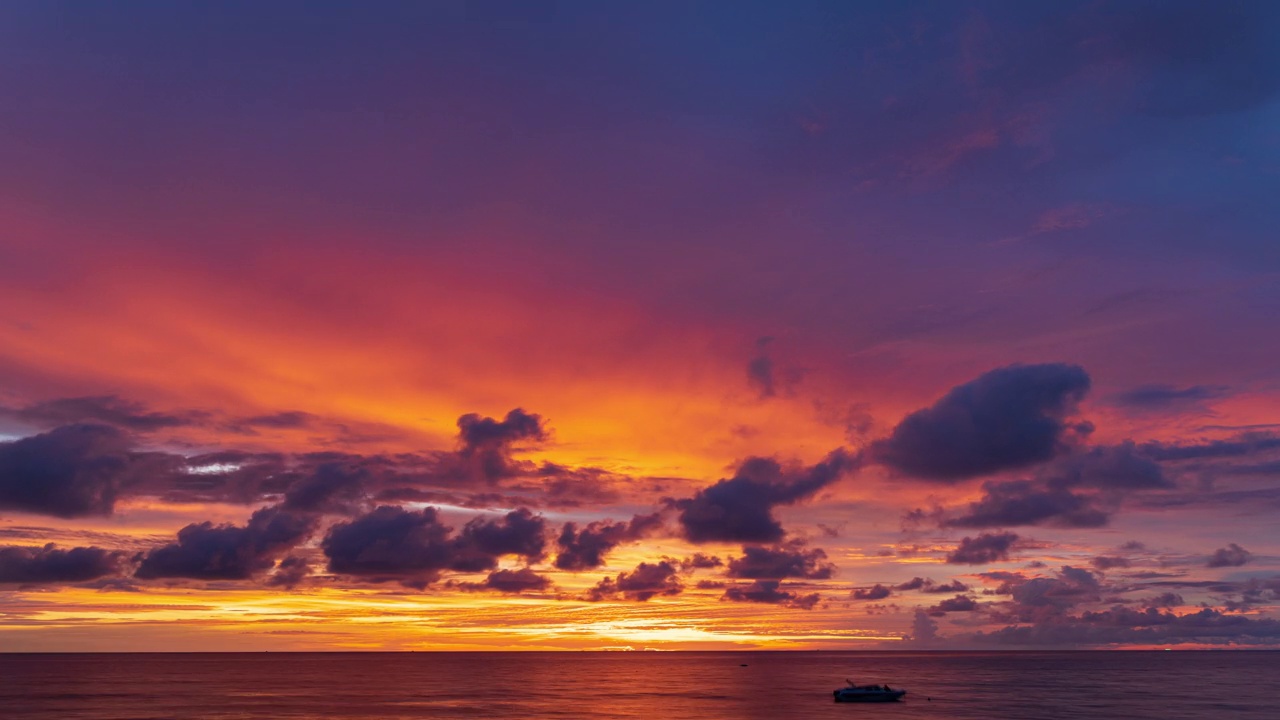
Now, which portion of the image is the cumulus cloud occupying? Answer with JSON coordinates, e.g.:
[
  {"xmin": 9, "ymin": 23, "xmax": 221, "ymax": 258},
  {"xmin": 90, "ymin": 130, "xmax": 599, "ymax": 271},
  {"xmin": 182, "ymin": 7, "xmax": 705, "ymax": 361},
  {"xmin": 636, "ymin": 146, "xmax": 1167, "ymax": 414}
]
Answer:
[
  {"xmin": 321, "ymin": 505, "xmax": 546, "ymax": 588},
  {"xmin": 587, "ymin": 560, "xmax": 682, "ymax": 601},
  {"xmin": 554, "ymin": 513, "xmax": 663, "ymax": 571},
  {"xmin": 462, "ymin": 568, "xmax": 552, "ymax": 594},
  {"xmin": 725, "ymin": 543, "xmax": 835, "ymax": 579},
  {"xmin": 1207, "ymin": 543, "xmax": 1252, "ymax": 568},
  {"xmin": 895, "ymin": 577, "xmax": 970, "ymax": 593},
  {"xmin": 136, "ymin": 505, "xmax": 317, "ymax": 581},
  {"xmin": 679, "ymin": 553, "xmax": 723, "ymax": 571},
  {"xmin": 266, "ymin": 556, "xmax": 312, "ymax": 589},
  {"xmin": 454, "ymin": 408, "xmax": 547, "ymax": 483},
  {"xmin": 0, "ymin": 543, "xmax": 124, "ymax": 584},
  {"xmin": 871, "ymin": 363, "xmax": 1091, "ymax": 481},
  {"xmin": 0, "ymin": 424, "xmax": 158, "ymax": 518},
  {"xmin": 673, "ymin": 449, "xmax": 855, "ymax": 543},
  {"xmin": 946, "ymin": 532, "xmax": 1020, "ymax": 565},
  {"xmin": 929, "ymin": 594, "xmax": 980, "ymax": 615},
  {"xmin": 852, "ymin": 583, "xmax": 892, "ymax": 600},
  {"xmin": 929, "ymin": 444, "xmax": 1171, "ymax": 529},
  {"xmin": 721, "ymin": 580, "xmax": 820, "ymax": 609},
  {"xmin": 282, "ymin": 461, "xmax": 370, "ymax": 514}
]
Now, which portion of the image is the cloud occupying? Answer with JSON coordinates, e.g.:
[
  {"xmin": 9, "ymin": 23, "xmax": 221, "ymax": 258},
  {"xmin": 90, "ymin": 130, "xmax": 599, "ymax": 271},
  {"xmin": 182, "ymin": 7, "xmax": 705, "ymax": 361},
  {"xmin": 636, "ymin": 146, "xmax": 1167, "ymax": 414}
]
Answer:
[
  {"xmin": 942, "ymin": 480, "xmax": 1107, "ymax": 529},
  {"xmin": 1207, "ymin": 543, "xmax": 1252, "ymax": 568},
  {"xmin": 852, "ymin": 583, "xmax": 892, "ymax": 600},
  {"xmin": 464, "ymin": 568, "xmax": 551, "ymax": 594},
  {"xmin": 455, "ymin": 508, "xmax": 549, "ymax": 567},
  {"xmin": 895, "ymin": 577, "xmax": 970, "ymax": 593},
  {"xmin": 871, "ymin": 363, "xmax": 1091, "ymax": 482},
  {"xmin": 933, "ymin": 444, "xmax": 1171, "ymax": 529},
  {"xmin": 679, "ymin": 553, "xmax": 723, "ymax": 571},
  {"xmin": 673, "ymin": 449, "xmax": 855, "ymax": 543},
  {"xmin": 1110, "ymin": 384, "xmax": 1229, "ymax": 411},
  {"xmin": 971, "ymin": 607, "xmax": 1280, "ymax": 647},
  {"xmin": 0, "ymin": 424, "xmax": 163, "ymax": 518},
  {"xmin": 746, "ymin": 337, "xmax": 803, "ymax": 399},
  {"xmin": 588, "ymin": 560, "xmax": 683, "ymax": 602},
  {"xmin": 282, "ymin": 461, "xmax": 370, "ymax": 514},
  {"xmin": 237, "ymin": 411, "xmax": 318, "ymax": 429},
  {"xmin": 1004, "ymin": 566, "xmax": 1101, "ymax": 619},
  {"xmin": 322, "ymin": 505, "xmax": 546, "ymax": 587},
  {"xmin": 554, "ymin": 512, "xmax": 663, "ymax": 571},
  {"xmin": 946, "ymin": 532, "xmax": 1020, "ymax": 565},
  {"xmin": 454, "ymin": 408, "xmax": 547, "ymax": 484},
  {"xmin": 1, "ymin": 396, "xmax": 203, "ymax": 432},
  {"xmin": 0, "ymin": 543, "xmax": 124, "ymax": 584},
  {"xmin": 725, "ymin": 543, "xmax": 835, "ymax": 579},
  {"xmin": 721, "ymin": 580, "xmax": 820, "ymax": 609},
  {"xmin": 1091, "ymin": 556, "xmax": 1131, "ymax": 571},
  {"xmin": 929, "ymin": 594, "xmax": 980, "ymax": 615},
  {"xmin": 908, "ymin": 609, "xmax": 941, "ymax": 645},
  {"xmin": 266, "ymin": 556, "xmax": 311, "ymax": 589},
  {"xmin": 136, "ymin": 506, "xmax": 317, "ymax": 580},
  {"xmin": 1140, "ymin": 434, "xmax": 1280, "ymax": 462}
]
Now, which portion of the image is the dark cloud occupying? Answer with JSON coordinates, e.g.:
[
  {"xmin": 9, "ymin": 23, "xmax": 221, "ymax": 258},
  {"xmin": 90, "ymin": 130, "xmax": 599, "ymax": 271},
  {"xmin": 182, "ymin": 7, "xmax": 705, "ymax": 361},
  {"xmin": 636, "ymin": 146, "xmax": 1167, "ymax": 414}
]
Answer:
[
  {"xmin": 971, "ymin": 607, "xmax": 1280, "ymax": 647},
  {"xmin": 942, "ymin": 480, "xmax": 1107, "ymax": 530},
  {"xmin": 1003, "ymin": 567, "xmax": 1101, "ymax": 620},
  {"xmin": 1, "ymin": 396, "xmax": 202, "ymax": 432},
  {"xmin": 282, "ymin": 462, "xmax": 369, "ymax": 514},
  {"xmin": 587, "ymin": 560, "xmax": 682, "ymax": 602},
  {"xmin": 554, "ymin": 513, "xmax": 663, "ymax": 571},
  {"xmin": 871, "ymin": 363, "xmax": 1091, "ymax": 482},
  {"xmin": 237, "ymin": 411, "xmax": 318, "ymax": 429},
  {"xmin": 929, "ymin": 595, "xmax": 980, "ymax": 615},
  {"xmin": 454, "ymin": 408, "xmax": 547, "ymax": 484},
  {"xmin": 0, "ymin": 424, "xmax": 163, "ymax": 518},
  {"xmin": 725, "ymin": 543, "xmax": 835, "ymax": 580},
  {"xmin": 1140, "ymin": 434, "xmax": 1280, "ymax": 462},
  {"xmin": 1142, "ymin": 592, "xmax": 1184, "ymax": 609},
  {"xmin": 0, "ymin": 543, "xmax": 124, "ymax": 584},
  {"xmin": 136, "ymin": 506, "xmax": 316, "ymax": 581},
  {"xmin": 722, "ymin": 580, "xmax": 819, "ymax": 610},
  {"xmin": 852, "ymin": 584, "xmax": 892, "ymax": 600},
  {"xmin": 466, "ymin": 568, "xmax": 552, "ymax": 594},
  {"xmin": 933, "ymin": 444, "xmax": 1171, "ymax": 529},
  {"xmin": 455, "ymin": 508, "xmax": 549, "ymax": 567},
  {"xmin": 746, "ymin": 337, "xmax": 803, "ymax": 400},
  {"xmin": 1110, "ymin": 384, "xmax": 1229, "ymax": 411},
  {"xmin": 1091, "ymin": 556, "xmax": 1132, "ymax": 571},
  {"xmin": 266, "ymin": 556, "xmax": 311, "ymax": 589},
  {"xmin": 322, "ymin": 505, "xmax": 546, "ymax": 588},
  {"xmin": 673, "ymin": 449, "xmax": 855, "ymax": 543},
  {"xmin": 679, "ymin": 553, "xmax": 722, "ymax": 571},
  {"xmin": 896, "ymin": 577, "xmax": 972, "ymax": 594},
  {"xmin": 1207, "ymin": 543, "xmax": 1252, "ymax": 568},
  {"xmin": 946, "ymin": 532, "xmax": 1020, "ymax": 565},
  {"xmin": 747, "ymin": 338, "xmax": 777, "ymax": 399}
]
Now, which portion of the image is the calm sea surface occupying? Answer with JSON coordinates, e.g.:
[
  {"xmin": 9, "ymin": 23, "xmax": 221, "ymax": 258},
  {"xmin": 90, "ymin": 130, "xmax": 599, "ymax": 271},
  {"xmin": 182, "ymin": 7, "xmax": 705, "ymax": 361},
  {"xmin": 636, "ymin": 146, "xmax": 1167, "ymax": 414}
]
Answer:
[{"xmin": 3, "ymin": 651, "xmax": 1278, "ymax": 719}]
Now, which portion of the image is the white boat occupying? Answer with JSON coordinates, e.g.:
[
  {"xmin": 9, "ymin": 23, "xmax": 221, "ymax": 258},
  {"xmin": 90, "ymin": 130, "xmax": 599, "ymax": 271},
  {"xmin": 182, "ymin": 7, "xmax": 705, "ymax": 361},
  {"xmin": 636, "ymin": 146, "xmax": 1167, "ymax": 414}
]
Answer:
[{"xmin": 833, "ymin": 680, "xmax": 906, "ymax": 702}]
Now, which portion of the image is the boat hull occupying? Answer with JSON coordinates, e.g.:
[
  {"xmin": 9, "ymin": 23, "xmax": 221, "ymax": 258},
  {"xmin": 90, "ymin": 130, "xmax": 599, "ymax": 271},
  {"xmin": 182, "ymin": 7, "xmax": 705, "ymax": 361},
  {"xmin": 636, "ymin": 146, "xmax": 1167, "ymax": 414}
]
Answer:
[{"xmin": 833, "ymin": 689, "xmax": 906, "ymax": 703}]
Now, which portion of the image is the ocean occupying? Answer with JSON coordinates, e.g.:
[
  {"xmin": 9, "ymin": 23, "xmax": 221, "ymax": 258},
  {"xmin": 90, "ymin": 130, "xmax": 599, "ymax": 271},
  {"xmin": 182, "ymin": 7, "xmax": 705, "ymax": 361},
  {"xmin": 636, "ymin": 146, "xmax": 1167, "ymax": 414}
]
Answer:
[{"xmin": 3, "ymin": 651, "xmax": 1277, "ymax": 719}]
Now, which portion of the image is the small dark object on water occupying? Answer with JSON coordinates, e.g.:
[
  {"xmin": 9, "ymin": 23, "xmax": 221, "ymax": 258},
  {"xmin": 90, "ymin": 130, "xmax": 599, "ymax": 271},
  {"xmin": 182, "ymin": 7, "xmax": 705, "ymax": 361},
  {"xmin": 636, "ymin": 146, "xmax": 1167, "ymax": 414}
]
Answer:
[{"xmin": 740, "ymin": 664, "xmax": 748, "ymax": 667}]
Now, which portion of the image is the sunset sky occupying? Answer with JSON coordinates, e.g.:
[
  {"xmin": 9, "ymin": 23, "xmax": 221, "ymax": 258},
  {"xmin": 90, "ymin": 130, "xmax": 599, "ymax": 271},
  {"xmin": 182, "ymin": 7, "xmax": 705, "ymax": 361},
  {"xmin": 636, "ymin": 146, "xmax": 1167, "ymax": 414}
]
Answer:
[{"xmin": 3, "ymin": 0, "xmax": 1280, "ymax": 651}]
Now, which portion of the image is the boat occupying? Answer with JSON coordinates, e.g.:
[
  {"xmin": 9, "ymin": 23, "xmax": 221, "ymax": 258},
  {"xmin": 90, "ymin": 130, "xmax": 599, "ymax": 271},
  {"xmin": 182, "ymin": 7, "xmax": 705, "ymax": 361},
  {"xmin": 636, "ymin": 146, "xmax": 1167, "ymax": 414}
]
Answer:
[{"xmin": 833, "ymin": 680, "xmax": 906, "ymax": 703}]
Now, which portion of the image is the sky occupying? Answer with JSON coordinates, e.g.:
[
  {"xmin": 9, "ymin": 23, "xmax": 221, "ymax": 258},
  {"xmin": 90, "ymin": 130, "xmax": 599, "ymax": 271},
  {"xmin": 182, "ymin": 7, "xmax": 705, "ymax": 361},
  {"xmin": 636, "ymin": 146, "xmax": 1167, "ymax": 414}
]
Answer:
[{"xmin": 2, "ymin": 0, "xmax": 1280, "ymax": 651}]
